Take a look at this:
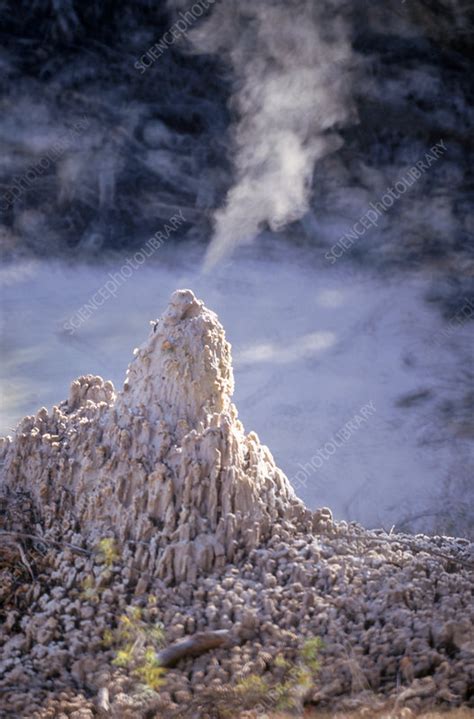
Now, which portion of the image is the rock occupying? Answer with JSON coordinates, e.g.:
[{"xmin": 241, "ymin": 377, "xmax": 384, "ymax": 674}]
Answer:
[
  {"xmin": 1, "ymin": 290, "xmax": 303, "ymax": 584},
  {"xmin": 96, "ymin": 687, "xmax": 110, "ymax": 714},
  {"xmin": 0, "ymin": 290, "xmax": 473, "ymax": 718},
  {"xmin": 80, "ymin": 606, "xmax": 95, "ymax": 620}
]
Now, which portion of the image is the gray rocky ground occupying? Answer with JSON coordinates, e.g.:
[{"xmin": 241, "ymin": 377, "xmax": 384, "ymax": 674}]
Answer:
[{"xmin": 0, "ymin": 291, "xmax": 473, "ymax": 718}]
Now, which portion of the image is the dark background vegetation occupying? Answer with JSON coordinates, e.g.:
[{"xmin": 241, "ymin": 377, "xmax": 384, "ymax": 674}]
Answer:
[{"xmin": 0, "ymin": 0, "xmax": 472, "ymax": 314}]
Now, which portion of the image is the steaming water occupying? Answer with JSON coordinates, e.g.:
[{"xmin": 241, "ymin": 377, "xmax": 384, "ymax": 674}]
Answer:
[{"xmin": 1, "ymin": 241, "xmax": 471, "ymax": 536}]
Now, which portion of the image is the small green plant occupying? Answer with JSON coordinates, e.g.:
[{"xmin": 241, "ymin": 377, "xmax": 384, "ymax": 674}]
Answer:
[
  {"xmin": 78, "ymin": 537, "xmax": 119, "ymax": 603},
  {"xmin": 235, "ymin": 673, "xmax": 270, "ymax": 700},
  {"xmin": 96, "ymin": 537, "xmax": 119, "ymax": 567},
  {"xmin": 300, "ymin": 636, "xmax": 323, "ymax": 673},
  {"xmin": 80, "ymin": 574, "xmax": 100, "ymax": 602},
  {"xmin": 129, "ymin": 647, "xmax": 166, "ymax": 691},
  {"xmin": 105, "ymin": 606, "xmax": 167, "ymax": 692}
]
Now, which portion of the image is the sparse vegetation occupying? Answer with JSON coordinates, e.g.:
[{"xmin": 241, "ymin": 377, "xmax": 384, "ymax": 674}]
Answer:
[
  {"xmin": 184, "ymin": 638, "xmax": 324, "ymax": 717},
  {"xmin": 104, "ymin": 605, "xmax": 167, "ymax": 692},
  {"xmin": 96, "ymin": 537, "xmax": 120, "ymax": 567}
]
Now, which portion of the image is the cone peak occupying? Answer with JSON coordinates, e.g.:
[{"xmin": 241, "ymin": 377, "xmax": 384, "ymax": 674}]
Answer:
[{"xmin": 118, "ymin": 289, "xmax": 234, "ymax": 429}]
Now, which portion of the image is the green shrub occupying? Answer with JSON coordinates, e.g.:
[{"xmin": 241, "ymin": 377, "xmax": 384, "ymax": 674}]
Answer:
[{"xmin": 104, "ymin": 606, "xmax": 167, "ymax": 691}]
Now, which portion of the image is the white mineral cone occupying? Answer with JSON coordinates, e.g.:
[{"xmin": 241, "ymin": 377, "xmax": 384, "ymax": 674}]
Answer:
[
  {"xmin": 0, "ymin": 290, "xmax": 309, "ymax": 583},
  {"xmin": 118, "ymin": 289, "xmax": 234, "ymax": 428}
]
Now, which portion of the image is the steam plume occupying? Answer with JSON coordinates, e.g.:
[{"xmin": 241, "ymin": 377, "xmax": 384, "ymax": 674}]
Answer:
[{"xmin": 187, "ymin": 0, "xmax": 354, "ymax": 267}]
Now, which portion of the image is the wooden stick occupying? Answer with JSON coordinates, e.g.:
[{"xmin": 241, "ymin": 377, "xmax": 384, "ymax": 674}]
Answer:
[
  {"xmin": 0, "ymin": 530, "xmax": 90, "ymax": 556},
  {"xmin": 156, "ymin": 630, "xmax": 233, "ymax": 668}
]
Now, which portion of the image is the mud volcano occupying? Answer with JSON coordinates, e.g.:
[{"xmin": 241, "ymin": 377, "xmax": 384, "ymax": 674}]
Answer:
[{"xmin": 0, "ymin": 290, "xmax": 473, "ymax": 718}]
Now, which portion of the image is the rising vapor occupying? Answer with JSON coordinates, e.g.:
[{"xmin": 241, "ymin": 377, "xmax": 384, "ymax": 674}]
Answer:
[{"xmin": 186, "ymin": 0, "xmax": 355, "ymax": 268}]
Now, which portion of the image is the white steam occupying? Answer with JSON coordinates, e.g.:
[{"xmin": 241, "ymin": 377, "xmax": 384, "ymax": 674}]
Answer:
[{"xmin": 187, "ymin": 0, "xmax": 354, "ymax": 267}]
